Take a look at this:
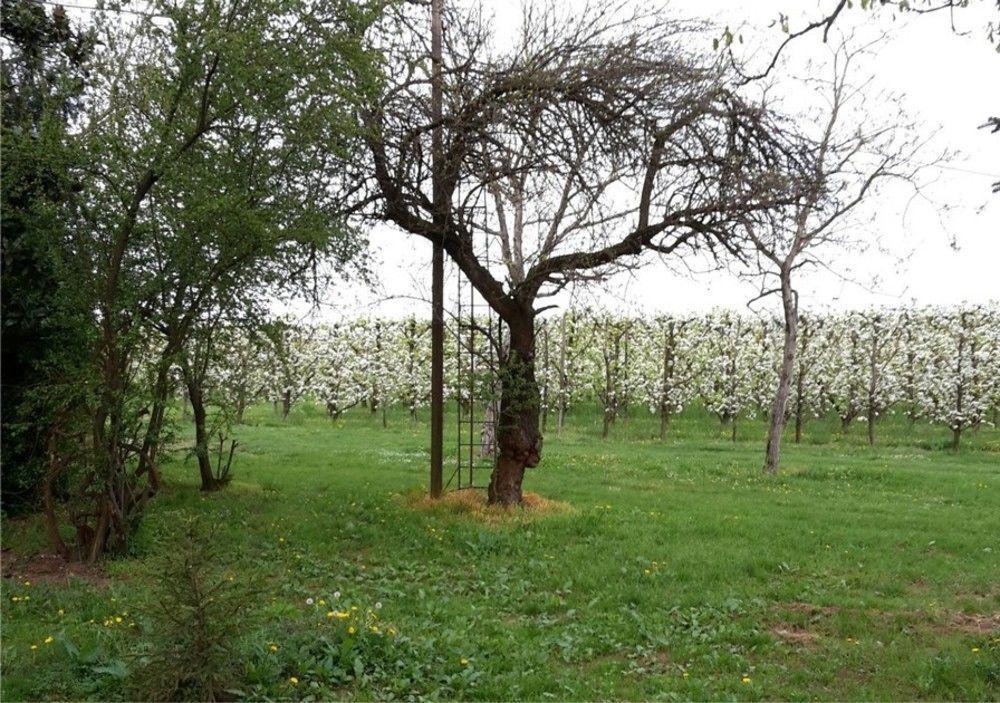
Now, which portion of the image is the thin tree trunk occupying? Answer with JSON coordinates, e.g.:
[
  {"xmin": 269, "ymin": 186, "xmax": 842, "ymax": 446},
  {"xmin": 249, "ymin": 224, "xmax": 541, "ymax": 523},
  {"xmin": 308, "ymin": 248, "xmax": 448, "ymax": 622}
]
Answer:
[
  {"xmin": 43, "ymin": 433, "xmax": 70, "ymax": 559},
  {"xmin": 187, "ymin": 375, "xmax": 217, "ymax": 491},
  {"xmin": 765, "ymin": 274, "xmax": 797, "ymax": 475}
]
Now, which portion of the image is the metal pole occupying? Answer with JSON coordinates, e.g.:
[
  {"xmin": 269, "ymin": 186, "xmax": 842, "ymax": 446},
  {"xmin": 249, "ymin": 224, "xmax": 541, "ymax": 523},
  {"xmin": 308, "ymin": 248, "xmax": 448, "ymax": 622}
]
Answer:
[{"xmin": 429, "ymin": 0, "xmax": 444, "ymax": 499}]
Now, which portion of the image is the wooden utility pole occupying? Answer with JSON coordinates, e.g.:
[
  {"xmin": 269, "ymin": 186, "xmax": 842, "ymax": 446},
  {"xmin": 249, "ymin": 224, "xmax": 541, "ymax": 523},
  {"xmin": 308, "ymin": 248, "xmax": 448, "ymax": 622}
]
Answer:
[{"xmin": 429, "ymin": 0, "xmax": 444, "ymax": 499}]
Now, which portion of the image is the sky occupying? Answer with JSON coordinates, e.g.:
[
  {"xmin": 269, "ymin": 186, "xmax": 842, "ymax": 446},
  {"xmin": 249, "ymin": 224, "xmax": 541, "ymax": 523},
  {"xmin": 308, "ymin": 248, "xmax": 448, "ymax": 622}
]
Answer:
[{"xmin": 315, "ymin": 0, "xmax": 999, "ymax": 321}]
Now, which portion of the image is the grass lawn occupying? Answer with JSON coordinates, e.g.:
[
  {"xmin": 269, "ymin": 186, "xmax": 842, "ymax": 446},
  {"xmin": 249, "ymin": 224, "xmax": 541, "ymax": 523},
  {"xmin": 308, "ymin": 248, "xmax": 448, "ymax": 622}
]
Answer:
[{"xmin": 2, "ymin": 405, "xmax": 998, "ymax": 701}]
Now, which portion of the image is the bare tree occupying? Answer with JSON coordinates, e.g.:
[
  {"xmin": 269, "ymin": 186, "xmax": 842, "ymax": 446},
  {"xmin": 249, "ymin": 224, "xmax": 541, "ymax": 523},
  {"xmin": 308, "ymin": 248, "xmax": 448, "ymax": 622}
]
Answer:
[
  {"xmin": 354, "ymin": 2, "xmax": 807, "ymax": 504},
  {"xmin": 737, "ymin": 40, "xmax": 926, "ymax": 474}
]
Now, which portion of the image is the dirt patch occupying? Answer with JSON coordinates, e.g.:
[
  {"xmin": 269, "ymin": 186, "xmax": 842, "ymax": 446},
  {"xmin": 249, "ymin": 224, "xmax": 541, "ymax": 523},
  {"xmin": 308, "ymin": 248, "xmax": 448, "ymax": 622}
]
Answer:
[
  {"xmin": 946, "ymin": 612, "xmax": 1000, "ymax": 635},
  {"xmin": 782, "ymin": 601, "xmax": 841, "ymax": 618},
  {"xmin": 1, "ymin": 549, "xmax": 109, "ymax": 588},
  {"xmin": 770, "ymin": 623, "xmax": 819, "ymax": 647},
  {"xmin": 404, "ymin": 488, "xmax": 572, "ymax": 523},
  {"xmin": 776, "ymin": 601, "xmax": 999, "ymax": 638}
]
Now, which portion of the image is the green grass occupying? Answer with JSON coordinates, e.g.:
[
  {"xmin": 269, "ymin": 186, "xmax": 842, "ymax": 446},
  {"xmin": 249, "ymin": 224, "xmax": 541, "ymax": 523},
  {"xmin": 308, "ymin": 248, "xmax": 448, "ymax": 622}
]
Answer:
[{"xmin": 2, "ymin": 404, "xmax": 998, "ymax": 701}]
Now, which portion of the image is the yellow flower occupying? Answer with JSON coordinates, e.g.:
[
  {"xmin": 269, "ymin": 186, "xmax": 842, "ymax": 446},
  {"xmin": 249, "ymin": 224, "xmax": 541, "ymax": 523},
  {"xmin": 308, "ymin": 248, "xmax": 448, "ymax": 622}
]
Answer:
[
  {"xmin": 24, "ymin": 580, "xmax": 31, "ymax": 587},
  {"xmin": 741, "ymin": 676, "xmax": 752, "ymax": 684},
  {"xmin": 58, "ymin": 609, "xmax": 64, "ymax": 615},
  {"xmin": 30, "ymin": 645, "xmax": 38, "ymax": 650},
  {"xmin": 289, "ymin": 676, "xmax": 298, "ymax": 685},
  {"xmin": 460, "ymin": 658, "xmax": 469, "ymax": 666},
  {"xmin": 44, "ymin": 636, "xmax": 54, "ymax": 644},
  {"xmin": 333, "ymin": 610, "xmax": 350, "ymax": 619},
  {"xmin": 327, "ymin": 611, "xmax": 335, "ymax": 619},
  {"xmin": 318, "ymin": 599, "xmax": 326, "ymax": 605},
  {"xmin": 972, "ymin": 647, "xmax": 980, "ymax": 653},
  {"xmin": 348, "ymin": 626, "xmax": 356, "ymax": 634},
  {"xmin": 269, "ymin": 644, "xmax": 278, "ymax": 652},
  {"xmin": 115, "ymin": 616, "xmax": 122, "ymax": 623}
]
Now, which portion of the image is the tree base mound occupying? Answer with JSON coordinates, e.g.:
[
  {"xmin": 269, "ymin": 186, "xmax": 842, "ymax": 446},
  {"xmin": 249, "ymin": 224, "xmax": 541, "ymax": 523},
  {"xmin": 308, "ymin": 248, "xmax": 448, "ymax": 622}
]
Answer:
[{"xmin": 404, "ymin": 488, "xmax": 571, "ymax": 523}]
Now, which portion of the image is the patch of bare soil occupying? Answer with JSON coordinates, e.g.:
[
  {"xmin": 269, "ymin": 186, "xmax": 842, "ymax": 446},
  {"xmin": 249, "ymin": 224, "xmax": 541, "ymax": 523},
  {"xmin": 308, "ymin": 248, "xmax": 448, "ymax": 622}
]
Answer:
[
  {"xmin": 1, "ymin": 548, "xmax": 109, "ymax": 587},
  {"xmin": 770, "ymin": 623, "xmax": 820, "ymax": 647},
  {"xmin": 776, "ymin": 601, "xmax": 1000, "ymax": 637},
  {"xmin": 403, "ymin": 488, "xmax": 572, "ymax": 523},
  {"xmin": 946, "ymin": 612, "xmax": 1000, "ymax": 635}
]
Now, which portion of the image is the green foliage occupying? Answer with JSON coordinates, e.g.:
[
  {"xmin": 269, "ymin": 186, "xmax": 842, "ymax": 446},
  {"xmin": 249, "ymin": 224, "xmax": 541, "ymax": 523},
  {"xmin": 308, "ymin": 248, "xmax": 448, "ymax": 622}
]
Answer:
[{"xmin": 0, "ymin": 0, "xmax": 96, "ymax": 515}]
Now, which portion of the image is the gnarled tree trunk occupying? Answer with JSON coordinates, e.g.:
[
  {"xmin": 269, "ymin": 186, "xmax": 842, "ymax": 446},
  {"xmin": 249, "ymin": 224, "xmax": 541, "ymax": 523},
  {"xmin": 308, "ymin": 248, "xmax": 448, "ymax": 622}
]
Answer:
[{"xmin": 488, "ymin": 317, "xmax": 542, "ymax": 506}]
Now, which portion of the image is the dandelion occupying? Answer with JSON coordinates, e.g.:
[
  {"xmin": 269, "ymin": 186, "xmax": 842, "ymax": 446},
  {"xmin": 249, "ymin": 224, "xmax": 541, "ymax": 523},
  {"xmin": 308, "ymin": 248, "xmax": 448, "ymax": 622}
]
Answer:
[
  {"xmin": 741, "ymin": 676, "xmax": 751, "ymax": 684},
  {"xmin": 375, "ymin": 601, "xmax": 382, "ymax": 610},
  {"xmin": 318, "ymin": 599, "xmax": 326, "ymax": 605},
  {"xmin": 30, "ymin": 645, "xmax": 38, "ymax": 650},
  {"xmin": 333, "ymin": 591, "xmax": 341, "ymax": 599},
  {"xmin": 972, "ymin": 647, "xmax": 980, "ymax": 653},
  {"xmin": 57, "ymin": 609, "xmax": 64, "ymax": 616},
  {"xmin": 115, "ymin": 616, "xmax": 122, "ymax": 623},
  {"xmin": 327, "ymin": 611, "xmax": 335, "ymax": 619},
  {"xmin": 269, "ymin": 644, "xmax": 278, "ymax": 652},
  {"xmin": 289, "ymin": 676, "xmax": 299, "ymax": 686},
  {"xmin": 460, "ymin": 658, "xmax": 469, "ymax": 666},
  {"xmin": 306, "ymin": 597, "xmax": 314, "ymax": 605},
  {"xmin": 348, "ymin": 626, "xmax": 356, "ymax": 634},
  {"xmin": 24, "ymin": 580, "xmax": 31, "ymax": 587},
  {"xmin": 44, "ymin": 636, "xmax": 54, "ymax": 644}
]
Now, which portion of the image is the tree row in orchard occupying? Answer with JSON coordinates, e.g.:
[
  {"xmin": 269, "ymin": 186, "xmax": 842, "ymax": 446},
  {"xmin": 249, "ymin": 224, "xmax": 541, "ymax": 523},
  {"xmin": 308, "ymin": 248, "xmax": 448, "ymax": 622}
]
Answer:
[{"xmin": 189, "ymin": 304, "xmax": 1000, "ymax": 451}]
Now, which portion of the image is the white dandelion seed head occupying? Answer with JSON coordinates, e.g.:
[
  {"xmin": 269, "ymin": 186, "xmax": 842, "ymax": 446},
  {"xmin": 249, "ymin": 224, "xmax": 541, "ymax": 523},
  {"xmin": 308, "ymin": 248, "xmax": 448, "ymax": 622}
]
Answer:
[
  {"xmin": 334, "ymin": 591, "xmax": 341, "ymax": 599},
  {"xmin": 305, "ymin": 597, "xmax": 314, "ymax": 605},
  {"xmin": 375, "ymin": 602, "xmax": 382, "ymax": 610}
]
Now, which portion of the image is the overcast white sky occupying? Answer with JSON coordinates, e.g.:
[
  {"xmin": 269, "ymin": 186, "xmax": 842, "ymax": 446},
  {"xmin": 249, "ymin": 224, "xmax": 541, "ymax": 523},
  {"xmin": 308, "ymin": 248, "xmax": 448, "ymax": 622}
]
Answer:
[{"xmin": 302, "ymin": 0, "xmax": 998, "ymax": 321}]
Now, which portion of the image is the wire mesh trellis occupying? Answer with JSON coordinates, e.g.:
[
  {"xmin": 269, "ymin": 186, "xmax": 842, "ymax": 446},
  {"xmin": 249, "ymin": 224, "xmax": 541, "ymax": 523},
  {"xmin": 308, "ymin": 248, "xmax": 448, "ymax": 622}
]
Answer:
[{"xmin": 448, "ymin": 206, "xmax": 503, "ymax": 491}]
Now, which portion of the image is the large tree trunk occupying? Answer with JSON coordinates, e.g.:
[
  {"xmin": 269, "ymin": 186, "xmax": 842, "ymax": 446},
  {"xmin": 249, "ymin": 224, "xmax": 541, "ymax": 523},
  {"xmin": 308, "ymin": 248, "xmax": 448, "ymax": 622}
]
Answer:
[
  {"xmin": 487, "ymin": 317, "xmax": 542, "ymax": 506},
  {"xmin": 764, "ymin": 274, "xmax": 797, "ymax": 475}
]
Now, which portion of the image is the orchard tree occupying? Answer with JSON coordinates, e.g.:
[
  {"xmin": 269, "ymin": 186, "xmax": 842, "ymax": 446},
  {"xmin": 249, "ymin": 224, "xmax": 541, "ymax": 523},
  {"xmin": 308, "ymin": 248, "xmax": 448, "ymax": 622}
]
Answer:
[
  {"xmin": 699, "ymin": 311, "xmax": 770, "ymax": 441},
  {"xmin": 788, "ymin": 313, "xmax": 836, "ymax": 443},
  {"xmin": 356, "ymin": 2, "xmax": 808, "ymax": 504},
  {"xmin": 639, "ymin": 315, "xmax": 703, "ymax": 439},
  {"xmin": 736, "ymin": 40, "xmax": 923, "ymax": 473},
  {"xmin": 312, "ymin": 323, "xmax": 365, "ymax": 420},
  {"xmin": 920, "ymin": 305, "xmax": 999, "ymax": 449}
]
